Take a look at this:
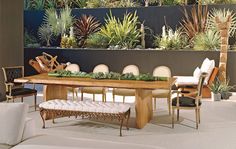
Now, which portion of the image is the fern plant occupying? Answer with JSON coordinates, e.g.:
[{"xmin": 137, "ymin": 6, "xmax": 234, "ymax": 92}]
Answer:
[
  {"xmin": 100, "ymin": 12, "xmax": 140, "ymax": 49},
  {"xmin": 193, "ymin": 30, "xmax": 220, "ymax": 50},
  {"xmin": 74, "ymin": 15, "xmax": 101, "ymax": 47}
]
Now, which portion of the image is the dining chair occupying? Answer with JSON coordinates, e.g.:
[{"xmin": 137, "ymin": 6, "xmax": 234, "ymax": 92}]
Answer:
[
  {"xmin": 152, "ymin": 66, "xmax": 172, "ymax": 115},
  {"xmin": 171, "ymin": 72, "xmax": 207, "ymax": 129},
  {"xmin": 2, "ymin": 66, "xmax": 37, "ymax": 111},
  {"xmin": 112, "ymin": 65, "xmax": 139, "ymax": 103},
  {"xmin": 81, "ymin": 64, "xmax": 109, "ymax": 102},
  {"xmin": 65, "ymin": 63, "xmax": 80, "ymax": 100}
]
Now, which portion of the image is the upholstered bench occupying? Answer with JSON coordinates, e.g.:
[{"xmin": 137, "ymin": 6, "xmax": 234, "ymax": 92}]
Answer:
[{"xmin": 39, "ymin": 100, "xmax": 131, "ymax": 136}]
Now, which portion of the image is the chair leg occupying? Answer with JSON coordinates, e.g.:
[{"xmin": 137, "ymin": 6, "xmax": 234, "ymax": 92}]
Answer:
[
  {"xmin": 113, "ymin": 94, "xmax": 115, "ymax": 102},
  {"xmin": 21, "ymin": 97, "xmax": 23, "ymax": 102},
  {"xmin": 154, "ymin": 98, "xmax": 157, "ymax": 110},
  {"xmin": 167, "ymin": 96, "xmax": 171, "ymax": 115},
  {"xmin": 104, "ymin": 93, "xmax": 106, "ymax": 102},
  {"xmin": 6, "ymin": 97, "xmax": 9, "ymax": 103},
  {"xmin": 172, "ymin": 107, "xmax": 175, "ymax": 128},
  {"xmin": 93, "ymin": 94, "xmax": 95, "ymax": 102},
  {"xmin": 177, "ymin": 109, "xmax": 179, "ymax": 121},
  {"xmin": 34, "ymin": 94, "xmax": 37, "ymax": 111},
  {"xmin": 195, "ymin": 108, "xmax": 199, "ymax": 129},
  {"xmin": 81, "ymin": 92, "xmax": 84, "ymax": 101},
  {"xmin": 198, "ymin": 108, "xmax": 201, "ymax": 124},
  {"xmin": 123, "ymin": 96, "xmax": 125, "ymax": 103}
]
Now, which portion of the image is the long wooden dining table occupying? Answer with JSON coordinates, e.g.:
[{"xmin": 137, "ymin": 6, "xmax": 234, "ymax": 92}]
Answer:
[{"xmin": 15, "ymin": 73, "xmax": 176, "ymax": 129}]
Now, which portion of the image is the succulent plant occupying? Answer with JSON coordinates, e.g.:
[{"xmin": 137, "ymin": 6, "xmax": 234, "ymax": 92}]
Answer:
[
  {"xmin": 86, "ymin": 32, "xmax": 108, "ymax": 48},
  {"xmin": 74, "ymin": 15, "xmax": 101, "ymax": 47},
  {"xmin": 136, "ymin": 73, "xmax": 155, "ymax": 81},
  {"xmin": 120, "ymin": 73, "xmax": 137, "ymax": 80}
]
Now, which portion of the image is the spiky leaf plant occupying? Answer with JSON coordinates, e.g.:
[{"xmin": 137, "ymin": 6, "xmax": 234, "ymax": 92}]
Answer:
[
  {"xmin": 59, "ymin": 5, "xmax": 73, "ymax": 35},
  {"xmin": 71, "ymin": 0, "xmax": 87, "ymax": 8},
  {"xmin": 100, "ymin": 12, "xmax": 140, "ymax": 49},
  {"xmin": 181, "ymin": 5, "xmax": 208, "ymax": 41},
  {"xmin": 207, "ymin": 9, "xmax": 236, "ymax": 37},
  {"xmin": 43, "ymin": 8, "xmax": 60, "ymax": 36},
  {"xmin": 74, "ymin": 15, "xmax": 101, "ymax": 47},
  {"xmin": 86, "ymin": 0, "xmax": 103, "ymax": 8},
  {"xmin": 193, "ymin": 30, "xmax": 220, "ymax": 50},
  {"xmin": 38, "ymin": 23, "xmax": 54, "ymax": 47}
]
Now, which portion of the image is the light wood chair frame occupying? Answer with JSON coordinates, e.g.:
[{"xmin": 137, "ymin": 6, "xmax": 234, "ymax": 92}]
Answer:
[
  {"xmin": 172, "ymin": 73, "xmax": 207, "ymax": 129},
  {"xmin": 2, "ymin": 66, "xmax": 37, "ymax": 110}
]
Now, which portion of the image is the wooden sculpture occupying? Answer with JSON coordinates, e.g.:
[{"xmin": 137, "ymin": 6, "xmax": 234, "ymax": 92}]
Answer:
[{"xmin": 29, "ymin": 52, "xmax": 66, "ymax": 73}]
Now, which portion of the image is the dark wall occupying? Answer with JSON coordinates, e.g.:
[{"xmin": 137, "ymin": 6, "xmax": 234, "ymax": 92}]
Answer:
[
  {"xmin": 24, "ymin": 48, "xmax": 236, "ymax": 87},
  {"xmin": 0, "ymin": 0, "xmax": 23, "ymax": 101},
  {"xmin": 24, "ymin": 4, "xmax": 236, "ymax": 48}
]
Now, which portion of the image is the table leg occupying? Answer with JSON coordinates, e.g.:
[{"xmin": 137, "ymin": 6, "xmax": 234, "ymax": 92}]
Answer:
[
  {"xmin": 135, "ymin": 89, "xmax": 153, "ymax": 129},
  {"xmin": 43, "ymin": 85, "xmax": 67, "ymax": 101}
]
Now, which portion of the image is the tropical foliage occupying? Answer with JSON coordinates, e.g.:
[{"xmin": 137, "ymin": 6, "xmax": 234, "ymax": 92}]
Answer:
[
  {"xmin": 100, "ymin": 12, "xmax": 140, "ymax": 49},
  {"xmin": 74, "ymin": 15, "xmax": 101, "ymax": 47}
]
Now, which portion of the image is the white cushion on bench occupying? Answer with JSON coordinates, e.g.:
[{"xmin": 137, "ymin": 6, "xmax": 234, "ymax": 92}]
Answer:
[
  {"xmin": 175, "ymin": 76, "xmax": 207, "ymax": 86},
  {"xmin": 39, "ymin": 100, "xmax": 130, "ymax": 114}
]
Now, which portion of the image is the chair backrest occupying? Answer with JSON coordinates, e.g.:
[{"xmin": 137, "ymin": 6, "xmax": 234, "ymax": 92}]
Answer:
[
  {"xmin": 197, "ymin": 72, "xmax": 208, "ymax": 97},
  {"xmin": 2, "ymin": 66, "xmax": 24, "ymax": 83},
  {"xmin": 65, "ymin": 64, "xmax": 80, "ymax": 73},
  {"xmin": 153, "ymin": 66, "xmax": 171, "ymax": 77},
  {"xmin": 122, "ymin": 65, "xmax": 139, "ymax": 75},
  {"xmin": 93, "ymin": 64, "xmax": 109, "ymax": 73}
]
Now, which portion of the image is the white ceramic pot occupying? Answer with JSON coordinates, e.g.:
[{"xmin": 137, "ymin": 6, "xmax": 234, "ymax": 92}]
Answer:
[{"xmin": 211, "ymin": 92, "xmax": 221, "ymax": 101}]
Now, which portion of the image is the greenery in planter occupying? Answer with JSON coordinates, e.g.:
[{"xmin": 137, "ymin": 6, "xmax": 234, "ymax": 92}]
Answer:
[
  {"xmin": 24, "ymin": 30, "xmax": 40, "ymax": 48},
  {"xmin": 209, "ymin": 78, "xmax": 223, "ymax": 94},
  {"xmin": 38, "ymin": 23, "xmax": 54, "ymax": 47},
  {"xmin": 181, "ymin": 5, "xmax": 208, "ymax": 42},
  {"xmin": 154, "ymin": 26, "xmax": 188, "ymax": 50},
  {"xmin": 86, "ymin": 33, "xmax": 109, "ymax": 48},
  {"xmin": 193, "ymin": 29, "xmax": 220, "ymax": 50},
  {"xmin": 100, "ymin": 12, "xmax": 141, "ymax": 49},
  {"xmin": 74, "ymin": 15, "xmax": 101, "ymax": 47},
  {"xmin": 201, "ymin": 0, "xmax": 236, "ymax": 4},
  {"xmin": 48, "ymin": 70, "xmax": 168, "ymax": 81},
  {"xmin": 86, "ymin": 0, "xmax": 138, "ymax": 8}
]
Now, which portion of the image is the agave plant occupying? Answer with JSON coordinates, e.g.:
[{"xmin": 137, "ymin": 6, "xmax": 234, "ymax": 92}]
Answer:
[
  {"xmin": 193, "ymin": 29, "xmax": 220, "ymax": 51},
  {"xmin": 59, "ymin": 5, "xmax": 74, "ymax": 35},
  {"xmin": 86, "ymin": 0, "xmax": 103, "ymax": 8},
  {"xmin": 181, "ymin": 5, "xmax": 208, "ymax": 41},
  {"xmin": 100, "ymin": 12, "xmax": 140, "ymax": 49},
  {"xmin": 43, "ymin": 8, "xmax": 60, "ymax": 36},
  {"xmin": 71, "ymin": 0, "xmax": 87, "ymax": 8},
  {"xmin": 74, "ymin": 15, "xmax": 101, "ymax": 47},
  {"xmin": 38, "ymin": 23, "xmax": 54, "ymax": 47},
  {"xmin": 86, "ymin": 33, "xmax": 109, "ymax": 48}
]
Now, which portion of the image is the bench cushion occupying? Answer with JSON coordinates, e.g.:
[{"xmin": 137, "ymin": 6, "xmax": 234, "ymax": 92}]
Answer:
[{"xmin": 39, "ymin": 100, "xmax": 130, "ymax": 114}]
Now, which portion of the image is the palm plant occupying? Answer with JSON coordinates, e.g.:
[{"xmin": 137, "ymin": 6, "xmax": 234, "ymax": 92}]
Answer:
[
  {"xmin": 38, "ymin": 23, "xmax": 54, "ymax": 47},
  {"xmin": 207, "ymin": 9, "xmax": 236, "ymax": 82},
  {"xmin": 193, "ymin": 30, "xmax": 220, "ymax": 50},
  {"xmin": 181, "ymin": 5, "xmax": 208, "ymax": 41},
  {"xmin": 74, "ymin": 15, "xmax": 101, "ymax": 47},
  {"xmin": 100, "ymin": 12, "xmax": 140, "ymax": 49}
]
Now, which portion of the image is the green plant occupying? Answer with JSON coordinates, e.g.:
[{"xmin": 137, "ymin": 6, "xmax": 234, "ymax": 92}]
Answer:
[
  {"xmin": 60, "ymin": 35, "xmax": 77, "ymax": 48},
  {"xmin": 24, "ymin": 0, "xmax": 45, "ymax": 10},
  {"xmin": 155, "ymin": 26, "xmax": 188, "ymax": 50},
  {"xmin": 136, "ymin": 73, "xmax": 155, "ymax": 81},
  {"xmin": 86, "ymin": 32, "xmax": 109, "ymax": 48},
  {"xmin": 209, "ymin": 78, "xmax": 223, "ymax": 94},
  {"xmin": 38, "ymin": 23, "xmax": 54, "ymax": 47},
  {"xmin": 207, "ymin": 9, "xmax": 236, "ymax": 37},
  {"xmin": 117, "ymin": 0, "xmax": 138, "ymax": 7},
  {"xmin": 43, "ymin": 5, "xmax": 73, "ymax": 37},
  {"xmin": 24, "ymin": 30, "xmax": 40, "ymax": 47},
  {"xmin": 100, "ymin": 12, "xmax": 140, "ymax": 49},
  {"xmin": 120, "ymin": 73, "xmax": 137, "ymax": 80},
  {"xmin": 74, "ymin": 15, "xmax": 101, "ymax": 47},
  {"xmin": 86, "ymin": 0, "xmax": 103, "ymax": 8},
  {"xmin": 193, "ymin": 30, "xmax": 220, "ymax": 50},
  {"xmin": 181, "ymin": 5, "xmax": 208, "ymax": 41},
  {"xmin": 201, "ymin": 0, "xmax": 236, "ymax": 4},
  {"xmin": 71, "ymin": 0, "xmax": 87, "ymax": 8}
]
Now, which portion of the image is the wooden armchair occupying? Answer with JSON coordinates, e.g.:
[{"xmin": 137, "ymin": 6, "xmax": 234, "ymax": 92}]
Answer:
[
  {"xmin": 2, "ymin": 66, "xmax": 37, "ymax": 111},
  {"xmin": 172, "ymin": 72, "xmax": 208, "ymax": 129}
]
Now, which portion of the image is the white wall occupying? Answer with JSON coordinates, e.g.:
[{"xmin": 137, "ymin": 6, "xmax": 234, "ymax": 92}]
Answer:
[{"xmin": 0, "ymin": 0, "xmax": 23, "ymax": 101}]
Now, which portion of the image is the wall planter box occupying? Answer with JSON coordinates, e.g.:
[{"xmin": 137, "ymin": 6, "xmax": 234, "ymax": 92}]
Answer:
[
  {"xmin": 24, "ymin": 4, "xmax": 236, "ymax": 48},
  {"xmin": 24, "ymin": 47, "xmax": 236, "ymax": 89}
]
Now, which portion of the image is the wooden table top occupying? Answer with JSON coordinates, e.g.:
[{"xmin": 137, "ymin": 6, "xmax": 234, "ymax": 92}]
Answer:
[{"xmin": 15, "ymin": 73, "xmax": 176, "ymax": 89}]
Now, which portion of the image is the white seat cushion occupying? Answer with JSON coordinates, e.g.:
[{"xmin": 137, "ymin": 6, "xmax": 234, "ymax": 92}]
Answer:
[
  {"xmin": 193, "ymin": 67, "xmax": 202, "ymax": 79},
  {"xmin": 174, "ymin": 76, "xmax": 207, "ymax": 86},
  {"xmin": 0, "ymin": 103, "xmax": 29, "ymax": 145},
  {"xmin": 200, "ymin": 58, "xmax": 215, "ymax": 83},
  {"xmin": 39, "ymin": 100, "xmax": 130, "ymax": 114}
]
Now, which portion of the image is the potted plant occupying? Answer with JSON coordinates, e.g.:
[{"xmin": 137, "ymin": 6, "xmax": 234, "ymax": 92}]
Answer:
[
  {"xmin": 219, "ymin": 80, "xmax": 234, "ymax": 100},
  {"xmin": 209, "ymin": 78, "xmax": 223, "ymax": 101}
]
